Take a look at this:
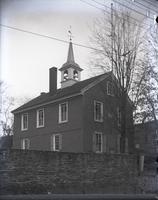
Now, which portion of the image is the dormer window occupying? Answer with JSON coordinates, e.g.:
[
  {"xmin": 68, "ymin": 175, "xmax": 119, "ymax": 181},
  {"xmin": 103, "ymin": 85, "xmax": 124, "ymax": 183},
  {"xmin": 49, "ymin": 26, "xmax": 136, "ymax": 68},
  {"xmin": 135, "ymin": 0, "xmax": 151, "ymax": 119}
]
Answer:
[
  {"xmin": 63, "ymin": 70, "xmax": 68, "ymax": 81},
  {"xmin": 73, "ymin": 70, "xmax": 78, "ymax": 80}
]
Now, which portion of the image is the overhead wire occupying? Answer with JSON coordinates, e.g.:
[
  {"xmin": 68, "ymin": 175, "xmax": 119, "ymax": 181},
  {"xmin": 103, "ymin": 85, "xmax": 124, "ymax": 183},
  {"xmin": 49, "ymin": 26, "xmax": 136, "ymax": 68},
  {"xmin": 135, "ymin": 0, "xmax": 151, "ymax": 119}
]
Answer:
[
  {"xmin": 0, "ymin": 24, "xmax": 100, "ymax": 51},
  {"xmin": 81, "ymin": 0, "xmax": 153, "ymax": 30},
  {"xmin": 1, "ymin": 1, "xmax": 156, "ymax": 53},
  {"xmin": 80, "ymin": 0, "xmax": 108, "ymax": 12},
  {"xmin": 79, "ymin": 0, "xmax": 112, "ymax": 31},
  {"xmin": 112, "ymin": 0, "xmax": 155, "ymax": 20},
  {"xmin": 141, "ymin": 0, "xmax": 158, "ymax": 11},
  {"xmin": 90, "ymin": 0, "xmax": 151, "ymax": 28},
  {"xmin": 130, "ymin": 0, "xmax": 158, "ymax": 14}
]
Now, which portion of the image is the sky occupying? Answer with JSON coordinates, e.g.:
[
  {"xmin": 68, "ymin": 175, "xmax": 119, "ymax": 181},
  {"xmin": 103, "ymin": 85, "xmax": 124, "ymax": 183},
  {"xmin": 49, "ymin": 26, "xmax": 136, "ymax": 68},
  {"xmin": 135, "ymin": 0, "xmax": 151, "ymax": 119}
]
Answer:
[
  {"xmin": 0, "ymin": 0, "xmax": 104, "ymax": 100},
  {"xmin": 1, "ymin": 0, "xmax": 158, "ymax": 102}
]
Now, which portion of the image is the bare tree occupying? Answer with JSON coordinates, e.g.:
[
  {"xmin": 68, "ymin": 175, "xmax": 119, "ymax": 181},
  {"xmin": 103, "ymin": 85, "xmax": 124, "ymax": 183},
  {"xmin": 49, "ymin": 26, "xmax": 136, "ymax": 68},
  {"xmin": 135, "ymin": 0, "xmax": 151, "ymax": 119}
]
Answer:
[
  {"xmin": 0, "ymin": 82, "xmax": 15, "ymax": 136},
  {"xmin": 0, "ymin": 82, "xmax": 31, "ymax": 136},
  {"xmin": 134, "ymin": 25, "xmax": 158, "ymax": 125},
  {"xmin": 90, "ymin": 8, "xmax": 147, "ymax": 152}
]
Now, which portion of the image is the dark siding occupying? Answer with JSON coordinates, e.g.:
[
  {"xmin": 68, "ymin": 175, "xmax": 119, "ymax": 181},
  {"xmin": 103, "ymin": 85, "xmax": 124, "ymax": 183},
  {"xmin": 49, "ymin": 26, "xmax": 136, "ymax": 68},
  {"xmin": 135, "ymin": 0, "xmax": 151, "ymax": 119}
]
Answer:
[
  {"xmin": 135, "ymin": 121, "xmax": 158, "ymax": 154},
  {"xmin": 13, "ymin": 95, "xmax": 83, "ymax": 152},
  {"xmin": 83, "ymin": 77, "xmax": 134, "ymax": 153},
  {"xmin": 13, "ymin": 77, "xmax": 134, "ymax": 153}
]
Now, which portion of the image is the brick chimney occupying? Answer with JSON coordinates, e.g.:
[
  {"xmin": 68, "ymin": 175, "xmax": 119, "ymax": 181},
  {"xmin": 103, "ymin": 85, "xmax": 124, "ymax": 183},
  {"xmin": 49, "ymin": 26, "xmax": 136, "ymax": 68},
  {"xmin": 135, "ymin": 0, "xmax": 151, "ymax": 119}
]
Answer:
[{"xmin": 49, "ymin": 67, "xmax": 57, "ymax": 95}]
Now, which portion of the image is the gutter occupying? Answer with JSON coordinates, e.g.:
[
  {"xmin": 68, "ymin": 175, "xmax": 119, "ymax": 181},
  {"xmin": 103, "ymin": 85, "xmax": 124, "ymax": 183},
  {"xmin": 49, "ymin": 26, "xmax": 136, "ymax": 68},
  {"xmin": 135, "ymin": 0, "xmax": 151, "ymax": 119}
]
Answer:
[{"xmin": 12, "ymin": 92, "xmax": 83, "ymax": 114}]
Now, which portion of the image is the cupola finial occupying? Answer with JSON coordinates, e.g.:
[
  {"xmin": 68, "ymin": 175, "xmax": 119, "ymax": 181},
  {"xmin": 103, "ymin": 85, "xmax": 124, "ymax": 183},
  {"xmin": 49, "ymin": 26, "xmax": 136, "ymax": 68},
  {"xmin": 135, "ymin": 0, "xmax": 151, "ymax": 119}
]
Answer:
[{"xmin": 68, "ymin": 25, "xmax": 73, "ymax": 42}]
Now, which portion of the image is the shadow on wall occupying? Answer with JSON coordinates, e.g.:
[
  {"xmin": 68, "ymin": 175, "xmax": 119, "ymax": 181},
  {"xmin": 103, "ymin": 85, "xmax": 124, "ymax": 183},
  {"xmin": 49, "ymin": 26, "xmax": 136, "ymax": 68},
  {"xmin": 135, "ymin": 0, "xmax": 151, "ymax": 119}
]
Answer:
[{"xmin": 0, "ymin": 135, "xmax": 13, "ymax": 149}]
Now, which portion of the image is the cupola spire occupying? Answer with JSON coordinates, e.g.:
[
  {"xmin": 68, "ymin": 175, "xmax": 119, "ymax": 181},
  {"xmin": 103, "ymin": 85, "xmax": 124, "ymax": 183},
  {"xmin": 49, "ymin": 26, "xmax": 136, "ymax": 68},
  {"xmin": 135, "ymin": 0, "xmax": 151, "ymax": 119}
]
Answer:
[
  {"xmin": 59, "ymin": 29, "xmax": 83, "ymax": 88},
  {"xmin": 67, "ymin": 41, "xmax": 74, "ymax": 63},
  {"xmin": 67, "ymin": 28, "xmax": 74, "ymax": 62}
]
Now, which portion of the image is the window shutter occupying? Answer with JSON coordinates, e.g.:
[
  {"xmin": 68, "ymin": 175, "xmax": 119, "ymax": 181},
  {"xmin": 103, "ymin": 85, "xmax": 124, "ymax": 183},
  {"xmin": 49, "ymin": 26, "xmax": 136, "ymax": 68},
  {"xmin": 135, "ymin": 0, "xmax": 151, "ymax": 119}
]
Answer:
[
  {"xmin": 104, "ymin": 135, "xmax": 106, "ymax": 153},
  {"xmin": 59, "ymin": 134, "xmax": 62, "ymax": 150},
  {"xmin": 21, "ymin": 139, "xmax": 24, "ymax": 149},
  {"xmin": 101, "ymin": 103, "xmax": 103, "ymax": 121},
  {"xmin": 50, "ymin": 135, "xmax": 54, "ymax": 151},
  {"xmin": 94, "ymin": 102, "xmax": 96, "ymax": 121},
  {"xmin": 59, "ymin": 104, "xmax": 61, "ymax": 123},
  {"xmin": 92, "ymin": 133, "xmax": 96, "ymax": 152},
  {"xmin": 26, "ymin": 139, "xmax": 30, "ymax": 149}
]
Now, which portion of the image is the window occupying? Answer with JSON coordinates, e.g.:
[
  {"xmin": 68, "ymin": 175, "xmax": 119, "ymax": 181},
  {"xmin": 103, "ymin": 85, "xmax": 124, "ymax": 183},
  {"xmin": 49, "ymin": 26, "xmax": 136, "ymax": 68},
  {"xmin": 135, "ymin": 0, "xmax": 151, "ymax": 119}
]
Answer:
[
  {"xmin": 21, "ymin": 113, "xmax": 28, "ymax": 131},
  {"xmin": 59, "ymin": 102, "xmax": 68, "ymax": 123},
  {"xmin": 93, "ymin": 132, "xmax": 103, "ymax": 153},
  {"xmin": 36, "ymin": 109, "xmax": 44, "ymax": 128},
  {"xmin": 73, "ymin": 70, "xmax": 79, "ymax": 80},
  {"xmin": 117, "ymin": 107, "xmax": 121, "ymax": 127},
  {"xmin": 51, "ymin": 134, "xmax": 62, "ymax": 151},
  {"xmin": 63, "ymin": 70, "xmax": 68, "ymax": 81},
  {"xmin": 107, "ymin": 81, "xmax": 114, "ymax": 96},
  {"xmin": 94, "ymin": 101, "xmax": 103, "ymax": 122},
  {"xmin": 21, "ymin": 138, "xmax": 30, "ymax": 150}
]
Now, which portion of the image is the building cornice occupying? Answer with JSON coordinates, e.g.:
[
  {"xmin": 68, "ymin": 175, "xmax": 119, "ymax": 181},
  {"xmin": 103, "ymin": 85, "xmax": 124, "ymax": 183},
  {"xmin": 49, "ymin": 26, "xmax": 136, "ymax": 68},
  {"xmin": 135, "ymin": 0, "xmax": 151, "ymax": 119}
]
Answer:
[{"xmin": 13, "ymin": 92, "xmax": 83, "ymax": 114}]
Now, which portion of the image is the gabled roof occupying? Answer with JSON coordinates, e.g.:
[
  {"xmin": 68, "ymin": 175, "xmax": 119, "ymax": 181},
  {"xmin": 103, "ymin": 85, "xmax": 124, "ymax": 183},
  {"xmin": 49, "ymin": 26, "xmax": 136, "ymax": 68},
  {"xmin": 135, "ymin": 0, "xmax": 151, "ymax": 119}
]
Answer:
[{"xmin": 12, "ymin": 72, "xmax": 111, "ymax": 113}]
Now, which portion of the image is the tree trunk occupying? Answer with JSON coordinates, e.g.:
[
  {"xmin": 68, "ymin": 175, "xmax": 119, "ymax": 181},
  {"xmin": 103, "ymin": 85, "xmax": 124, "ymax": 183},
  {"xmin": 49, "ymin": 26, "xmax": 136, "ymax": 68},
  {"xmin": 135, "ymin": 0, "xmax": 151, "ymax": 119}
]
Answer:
[{"xmin": 120, "ymin": 91, "xmax": 127, "ymax": 153}]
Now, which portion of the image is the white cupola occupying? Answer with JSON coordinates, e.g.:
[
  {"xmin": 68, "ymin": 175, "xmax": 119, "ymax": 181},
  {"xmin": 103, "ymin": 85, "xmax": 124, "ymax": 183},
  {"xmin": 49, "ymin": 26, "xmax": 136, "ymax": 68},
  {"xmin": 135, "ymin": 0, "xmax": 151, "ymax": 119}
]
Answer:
[{"xmin": 59, "ymin": 41, "xmax": 83, "ymax": 88}]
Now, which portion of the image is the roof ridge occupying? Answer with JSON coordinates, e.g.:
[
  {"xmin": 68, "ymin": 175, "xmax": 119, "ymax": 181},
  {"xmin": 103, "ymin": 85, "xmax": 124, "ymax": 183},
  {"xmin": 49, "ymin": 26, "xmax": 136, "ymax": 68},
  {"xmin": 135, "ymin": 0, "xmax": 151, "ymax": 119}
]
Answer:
[{"xmin": 12, "ymin": 72, "xmax": 110, "ymax": 113}]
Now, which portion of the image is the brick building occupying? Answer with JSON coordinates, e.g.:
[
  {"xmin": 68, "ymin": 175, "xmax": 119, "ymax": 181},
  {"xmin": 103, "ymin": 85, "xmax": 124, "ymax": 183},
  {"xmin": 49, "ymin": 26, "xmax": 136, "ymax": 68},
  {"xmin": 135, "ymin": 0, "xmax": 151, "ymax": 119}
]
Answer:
[{"xmin": 12, "ymin": 41, "xmax": 134, "ymax": 153}]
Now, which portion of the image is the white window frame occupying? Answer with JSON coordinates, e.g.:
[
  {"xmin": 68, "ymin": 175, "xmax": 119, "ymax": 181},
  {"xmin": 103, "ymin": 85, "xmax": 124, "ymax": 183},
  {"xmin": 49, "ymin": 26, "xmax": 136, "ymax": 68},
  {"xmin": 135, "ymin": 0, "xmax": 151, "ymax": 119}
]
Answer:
[
  {"xmin": 21, "ymin": 113, "xmax": 28, "ymax": 131},
  {"xmin": 51, "ymin": 134, "xmax": 62, "ymax": 151},
  {"xmin": 94, "ymin": 132, "xmax": 103, "ymax": 153},
  {"xmin": 21, "ymin": 138, "xmax": 30, "ymax": 150},
  {"xmin": 107, "ymin": 81, "xmax": 114, "ymax": 96},
  {"xmin": 94, "ymin": 100, "xmax": 103, "ymax": 122},
  {"xmin": 36, "ymin": 108, "xmax": 45, "ymax": 128},
  {"xmin": 59, "ymin": 102, "xmax": 68, "ymax": 123}
]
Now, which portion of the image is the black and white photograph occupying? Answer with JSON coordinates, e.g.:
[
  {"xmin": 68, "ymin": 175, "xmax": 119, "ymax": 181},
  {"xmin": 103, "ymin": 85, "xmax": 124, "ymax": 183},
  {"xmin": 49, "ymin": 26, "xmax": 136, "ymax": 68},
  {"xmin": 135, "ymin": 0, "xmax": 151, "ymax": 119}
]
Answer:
[{"xmin": 0, "ymin": 0, "xmax": 158, "ymax": 199}]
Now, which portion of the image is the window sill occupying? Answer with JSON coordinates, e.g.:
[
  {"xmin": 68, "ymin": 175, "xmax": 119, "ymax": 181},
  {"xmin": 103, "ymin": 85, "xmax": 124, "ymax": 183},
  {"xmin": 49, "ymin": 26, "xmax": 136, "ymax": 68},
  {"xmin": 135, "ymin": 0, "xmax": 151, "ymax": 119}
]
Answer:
[
  {"xmin": 107, "ymin": 93, "xmax": 114, "ymax": 97},
  {"xmin": 53, "ymin": 150, "xmax": 61, "ymax": 152},
  {"xmin": 94, "ymin": 120, "xmax": 103, "ymax": 122},
  {"xmin": 58, "ymin": 120, "xmax": 68, "ymax": 124},
  {"xmin": 36, "ymin": 125, "xmax": 45, "ymax": 128},
  {"xmin": 95, "ymin": 151, "xmax": 103, "ymax": 153},
  {"xmin": 21, "ymin": 129, "xmax": 28, "ymax": 131}
]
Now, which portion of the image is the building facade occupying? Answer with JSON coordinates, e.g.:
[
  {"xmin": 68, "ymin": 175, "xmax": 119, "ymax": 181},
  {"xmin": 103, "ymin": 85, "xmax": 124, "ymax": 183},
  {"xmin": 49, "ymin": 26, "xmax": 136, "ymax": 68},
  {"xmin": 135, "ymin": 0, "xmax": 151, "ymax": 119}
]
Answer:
[
  {"xmin": 12, "ymin": 41, "xmax": 134, "ymax": 153},
  {"xmin": 135, "ymin": 121, "xmax": 158, "ymax": 155}
]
